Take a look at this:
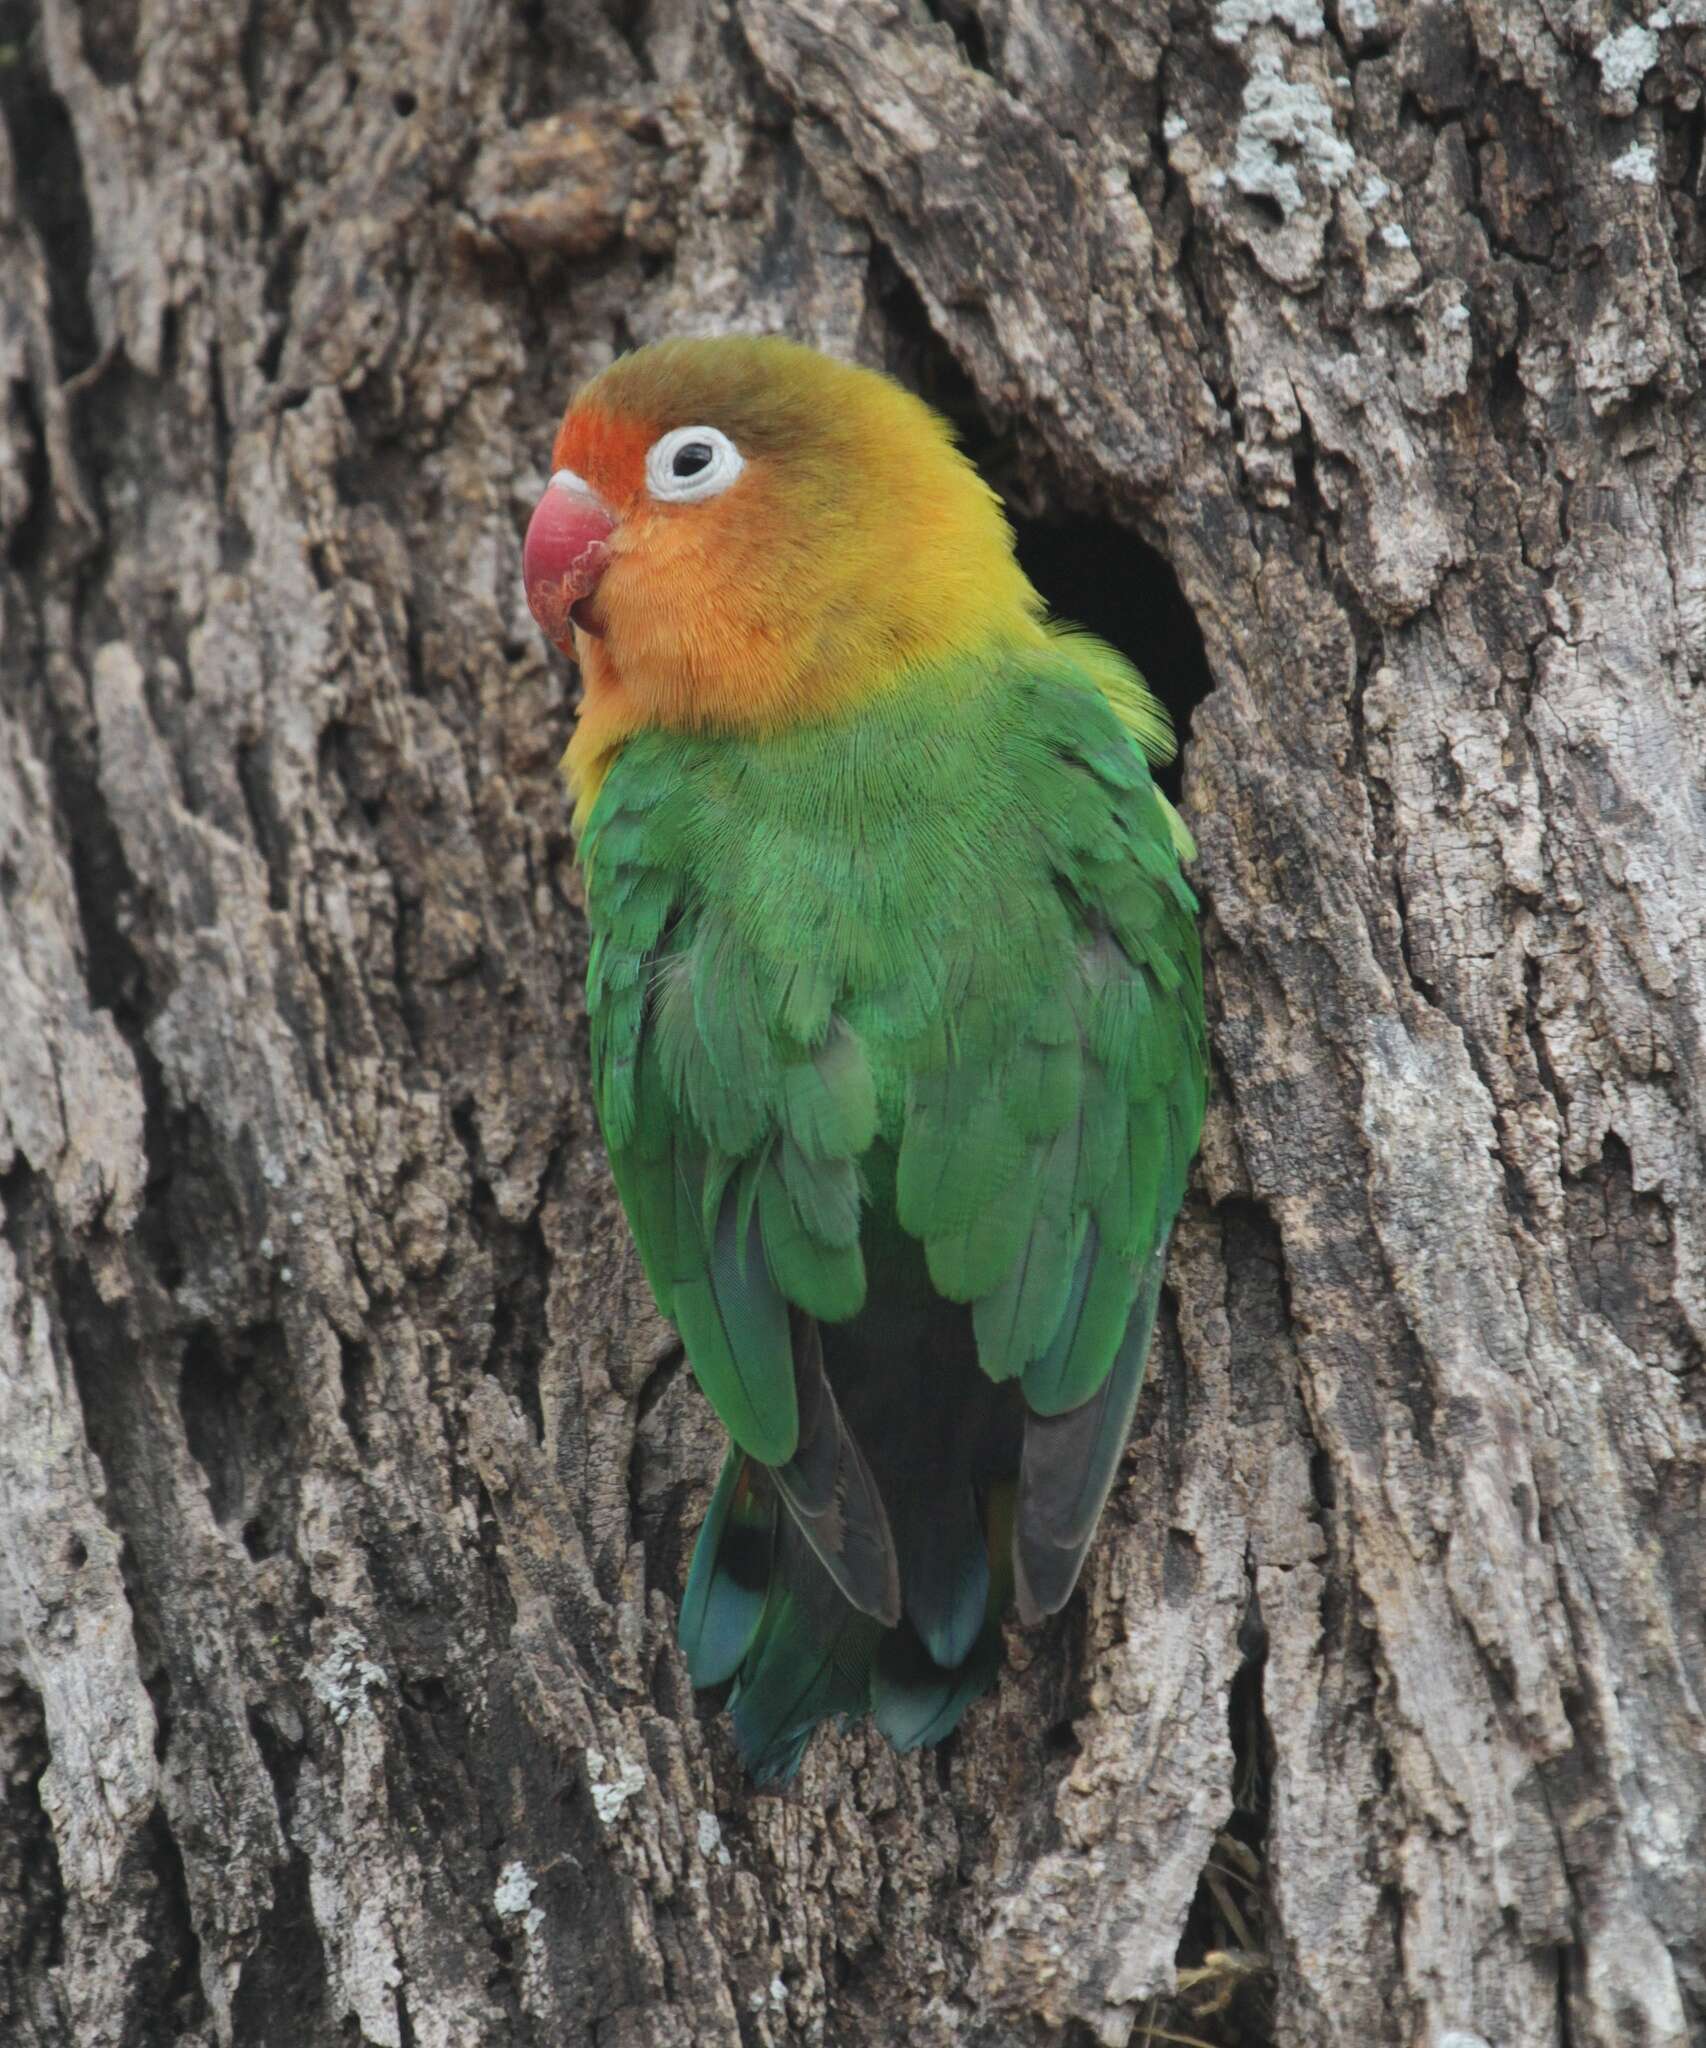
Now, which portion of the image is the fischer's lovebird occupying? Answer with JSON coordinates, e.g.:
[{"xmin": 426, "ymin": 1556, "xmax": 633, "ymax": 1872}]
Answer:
[{"xmin": 523, "ymin": 336, "xmax": 1206, "ymax": 1782}]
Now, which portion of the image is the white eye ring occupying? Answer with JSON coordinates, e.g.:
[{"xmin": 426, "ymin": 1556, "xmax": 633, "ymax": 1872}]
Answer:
[{"xmin": 645, "ymin": 426, "xmax": 745, "ymax": 504}]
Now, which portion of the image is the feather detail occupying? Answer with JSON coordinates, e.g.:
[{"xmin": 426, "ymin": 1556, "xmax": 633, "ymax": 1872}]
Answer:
[
  {"xmin": 679, "ymin": 1454, "xmax": 775, "ymax": 1686},
  {"xmin": 1015, "ymin": 1246, "xmax": 1167, "ymax": 1622},
  {"xmin": 727, "ymin": 1516, "xmax": 885, "ymax": 1783},
  {"xmin": 669, "ymin": 1169, "xmax": 798, "ymax": 1466},
  {"xmin": 768, "ymin": 1310, "xmax": 901, "ymax": 1625}
]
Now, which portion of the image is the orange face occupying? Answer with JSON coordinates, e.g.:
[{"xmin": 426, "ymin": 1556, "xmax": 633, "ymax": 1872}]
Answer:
[
  {"xmin": 521, "ymin": 336, "xmax": 1044, "ymax": 815},
  {"xmin": 532, "ymin": 399, "xmax": 801, "ymax": 727}
]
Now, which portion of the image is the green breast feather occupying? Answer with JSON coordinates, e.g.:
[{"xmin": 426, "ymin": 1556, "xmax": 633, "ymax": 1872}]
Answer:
[{"xmin": 580, "ymin": 639, "xmax": 1206, "ymax": 1777}]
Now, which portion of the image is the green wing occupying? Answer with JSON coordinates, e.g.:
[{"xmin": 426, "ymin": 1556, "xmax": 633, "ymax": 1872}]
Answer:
[
  {"xmin": 581, "ymin": 757, "xmax": 878, "ymax": 1468},
  {"xmin": 891, "ymin": 661, "xmax": 1205, "ymax": 1540}
]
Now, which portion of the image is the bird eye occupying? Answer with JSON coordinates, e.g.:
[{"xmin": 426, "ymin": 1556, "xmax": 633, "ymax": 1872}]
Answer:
[{"xmin": 645, "ymin": 425, "xmax": 744, "ymax": 504}]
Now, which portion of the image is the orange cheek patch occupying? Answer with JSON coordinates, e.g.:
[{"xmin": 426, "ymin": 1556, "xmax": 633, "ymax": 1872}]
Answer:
[
  {"xmin": 544, "ymin": 401, "xmax": 846, "ymax": 730},
  {"xmin": 608, "ymin": 492, "xmax": 803, "ymax": 698}
]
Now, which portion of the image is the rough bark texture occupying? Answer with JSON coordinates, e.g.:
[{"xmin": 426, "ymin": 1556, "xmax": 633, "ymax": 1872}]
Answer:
[{"xmin": 2, "ymin": 1, "xmax": 1703, "ymax": 2044}]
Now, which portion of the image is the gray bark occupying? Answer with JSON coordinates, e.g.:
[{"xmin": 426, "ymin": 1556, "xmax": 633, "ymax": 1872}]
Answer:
[{"xmin": 2, "ymin": 2, "xmax": 1703, "ymax": 2045}]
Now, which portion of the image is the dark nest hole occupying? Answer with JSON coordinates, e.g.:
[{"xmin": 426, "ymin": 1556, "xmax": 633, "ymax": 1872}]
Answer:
[{"xmin": 1011, "ymin": 516, "xmax": 1212, "ymax": 809}]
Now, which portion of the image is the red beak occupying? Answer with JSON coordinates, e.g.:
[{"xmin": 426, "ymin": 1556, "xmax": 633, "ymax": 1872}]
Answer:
[{"xmin": 524, "ymin": 470, "xmax": 617, "ymax": 647}]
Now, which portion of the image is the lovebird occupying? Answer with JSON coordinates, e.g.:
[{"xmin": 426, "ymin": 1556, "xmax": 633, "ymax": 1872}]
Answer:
[{"xmin": 523, "ymin": 337, "xmax": 1206, "ymax": 1782}]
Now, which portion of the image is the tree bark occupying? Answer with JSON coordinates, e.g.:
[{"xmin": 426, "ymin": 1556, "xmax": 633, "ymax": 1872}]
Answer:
[{"xmin": 2, "ymin": 1, "xmax": 1703, "ymax": 2044}]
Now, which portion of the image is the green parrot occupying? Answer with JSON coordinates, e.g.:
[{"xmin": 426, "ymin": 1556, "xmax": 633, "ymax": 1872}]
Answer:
[{"xmin": 523, "ymin": 335, "xmax": 1205, "ymax": 1780}]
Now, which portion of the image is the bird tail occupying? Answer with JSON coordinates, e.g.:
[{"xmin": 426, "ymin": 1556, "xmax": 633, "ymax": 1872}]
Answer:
[
  {"xmin": 680, "ymin": 1453, "xmax": 1011, "ymax": 1783},
  {"xmin": 871, "ymin": 1483, "xmax": 1011, "ymax": 1754}
]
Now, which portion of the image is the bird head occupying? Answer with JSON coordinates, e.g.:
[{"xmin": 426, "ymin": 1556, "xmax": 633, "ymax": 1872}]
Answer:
[{"xmin": 524, "ymin": 337, "xmax": 1042, "ymax": 788}]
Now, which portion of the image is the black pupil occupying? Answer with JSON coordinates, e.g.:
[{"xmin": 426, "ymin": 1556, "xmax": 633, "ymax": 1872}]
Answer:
[{"xmin": 672, "ymin": 441, "xmax": 715, "ymax": 478}]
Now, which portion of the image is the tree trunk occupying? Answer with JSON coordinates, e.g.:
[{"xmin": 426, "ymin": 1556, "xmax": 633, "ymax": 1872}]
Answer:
[{"xmin": 3, "ymin": 1, "xmax": 1703, "ymax": 2044}]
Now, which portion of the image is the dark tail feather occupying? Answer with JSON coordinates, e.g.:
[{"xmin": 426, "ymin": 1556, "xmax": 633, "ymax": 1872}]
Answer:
[
  {"xmin": 704, "ymin": 1474, "xmax": 1010, "ymax": 1783},
  {"xmin": 873, "ymin": 1484, "xmax": 1013, "ymax": 1751},
  {"xmin": 1014, "ymin": 1245, "xmax": 1164, "ymax": 1622},
  {"xmin": 679, "ymin": 1452, "xmax": 775, "ymax": 1686},
  {"xmin": 769, "ymin": 1309, "xmax": 902, "ymax": 1624},
  {"xmin": 871, "ymin": 1621, "xmax": 1001, "ymax": 1751},
  {"xmin": 726, "ymin": 1517, "xmax": 883, "ymax": 1782},
  {"xmin": 898, "ymin": 1474, "xmax": 988, "ymax": 1668},
  {"xmin": 831, "ymin": 1288, "xmax": 1003, "ymax": 1671}
]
